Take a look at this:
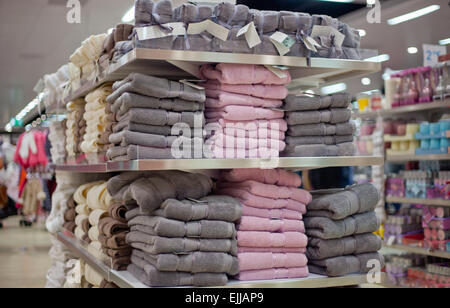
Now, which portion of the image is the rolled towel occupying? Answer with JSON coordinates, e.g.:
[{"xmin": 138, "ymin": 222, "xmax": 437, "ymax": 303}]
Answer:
[
  {"xmin": 99, "ymin": 232, "xmax": 128, "ymax": 249},
  {"xmin": 104, "ymin": 247, "xmax": 132, "ymax": 258},
  {"xmin": 98, "ymin": 217, "xmax": 129, "ymax": 238},
  {"xmin": 112, "ymin": 121, "xmax": 172, "ymax": 136},
  {"xmin": 201, "ymin": 81, "xmax": 288, "ymax": 100},
  {"xmin": 237, "ymin": 231, "xmax": 308, "ymax": 248},
  {"xmin": 114, "ymin": 24, "xmax": 134, "ymax": 43},
  {"xmin": 238, "ymin": 252, "xmax": 307, "ymax": 271},
  {"xmin": 238, "ymin": 216, "xmax": 305, "ymax": 233},
  {"xmin": 247, "ymin": 9, "xmax": 279, "ymax": 33},
  {"xmin": 278, "ymin": 11, "xmax": 312, "ymax": 34},
  {"xmin": 284, "ymin": 93, "xmax": 350, "ymax": 112},
  {"xmin": 286, "ymin": 109, "xmax": 351, "ymax": 125},
  {"xmin": 304, "ymin": 211, "xmax": 380, "ymax": 240},
  {"xmin": 220, "ymin": 168, "xmax": 301, "ymax": 187},
  {"xmin": 307, "ymin": 233, "xmax": 382, "ymax": 260},
  {"xmin": 307, "ymin": 183, "xmax": 380, "ymax": 220}
]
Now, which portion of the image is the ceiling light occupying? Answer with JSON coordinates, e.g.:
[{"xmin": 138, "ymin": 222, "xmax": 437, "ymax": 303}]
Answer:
[
  {"xmin": 387, "ymin": 5, "xmax": 441, "ymax": 26},
  {"xmin": 439, "ymin": 38, "xmax": 450, "ymax": 46},
  {"xmin": 361, "ymin": 78, "xmax": 371, "ymax": 86},
  {"xmin": 364, "ymin": 54, "xmax": 390, "ymax": 63},
  {"xmin": 122, "ymin": 6, "xmax": 135, "ymax": 23},
  {"xmin": 366, "ymin": 0, "xmax": 376, "ymax": 5},
  {"xmin": 321, "ymin": 83, "xmax": 347, "ymax": 95},
  {"xmin": 358, "ymin": 29, "xmax": 366, "ymax": 37},
  {"xmin": 407, "ymin": 47, "xmax": 418, "ymax": 54}
]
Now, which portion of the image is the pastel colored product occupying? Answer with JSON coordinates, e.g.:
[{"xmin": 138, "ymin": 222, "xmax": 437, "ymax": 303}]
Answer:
[
  {"xmin": 207, "ymin": 118, "xmax": 288, "ymax": 132},
  {"xmin": 238, "ymin": 216, "xmax": 305, "ymax": 233},
  {"xmin": 208, "ymin": 134, "xmax": 286, "ymax": 150},
  {"xmin": 205, "ymin": 106, "xmax": 284, "ymax": 121},
  {"xmin": 205, "ymin": 90, "xmax": 283, "ymax": 109},
  {"xmin": 238, "ymin": 247, "xmax": 306, "ymax": 253},
  {"xmin": 236, "ymin": 266, "xmax": 309, "ymax": 281},
  {"xmin": 237, "ymin": 231, "xmax": 308, "ymax": 248},
  {"xmin": 220, "ymin": 168, "xmax": 301, "ymax": 187},
  {"xmin": 241, "ymin": 205, "xmax": 302, "ymax": 220},
  {"xmin": 200, "ymin": 81, "xmax": 289, "ymax": 99},
  {"xmin": 208, "ymin": 147, "xmax": 281, "ymax": 159},
  {"xmin": 238, "ymin": 252, "xmax": 308, "ymax": 271}
]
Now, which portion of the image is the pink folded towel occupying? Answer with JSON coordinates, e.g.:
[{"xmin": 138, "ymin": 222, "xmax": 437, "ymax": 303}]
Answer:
[
  {"xmin": 210, "ymin": 128, "xmax": 285, "ymax": 140},
  {"xmin": 206, "ymin": 106, "xmax": 284, "ymax": 121},
  {"xmin": 219, "ymin": 181, "xmax": 311, "ymax": 204},
  {"xmin": 208, "ymin": 134, "xmax": 286, "ymax": 150},
  {"xmin": 238, "ymin": 216, "xmax": 305, "ymax": 233},
  {"xmin": 236, "ymin": 266, "xmax": 309, "ymax": 281},
  {"xmin": 239, "ymin": 253, "xmax": 308, "ymax": 271},
  {"xmin": 207, "ymin": 118, "xmax": 288, "ymax": 132},
  {"xmin": 238, "ymin": 247, "xmax": 306, "ymax": 253},
  {"xmin": 200, "ymin": 64, "xmax": 292, "ymax": 85},
  {"xmin": 242, "ymin": 205, "xmax": 302, "ymax": 220},
  {"xmin": 201, "ymin": 81, "xmax": 289, "ymax": 100},
  {"xmin": 221, "ymin": 168, "xmax": 301, "ymax": 187},
  {"xmin": 208, "ymin": 147, "xmax": 281, "ymax": 159},
  {"xmin": 217, "ymin": 188, "xmax": 307, "ymax": 213},
  {"xmin": 205, "ymin": 90, "xmax": 283, "ymax": 109},
  {"xmin": 237, "ymin": 231, "xmax": 308, "ymax": 248}
]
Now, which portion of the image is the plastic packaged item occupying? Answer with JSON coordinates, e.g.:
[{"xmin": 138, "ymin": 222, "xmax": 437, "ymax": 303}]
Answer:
[
  {"xmin": 357, "ymin": 92, "xmax": 370, "ymax": 112},
  {"xmin": 371, "ymin": 90, "xmax": 382, "ymax": 110}
]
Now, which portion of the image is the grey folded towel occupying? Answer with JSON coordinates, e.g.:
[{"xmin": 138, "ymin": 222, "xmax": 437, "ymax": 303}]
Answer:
[
  {"xmin": 128, "ymin": 258, "xmax": 228, "ymax": 287},
  {"xmin": 214, "ymin": 2, "xmax": 250, "ymax": 27},
  {"xmin": 287, "ymin": 122, "xmax": 355, "ymax": 137},
  {"xmin": 108, "ymin": 130, "xmax": 202, "ymax": 148},
  {"xmin": 284, "ymin": 93, "xmax": 350, "ymax": 111},
  {"xmin": 285, "ymin": 135, "xmax": 353, "ymax": 146},
  {"xmin": 118, "ymin": 108, "xmax": 204, "ymax": 128},
  {"xmin": 339, "ymin": 22, "xmax": 361, "ymax": 48},
  {"xmin": 107, "ymin": 73, "xmax": 205, "ymax": 104},
  {"xmin": 113, "ymin": 121, "xmax": 172, "ymax": 136},
  {"xmin": 278, "ymin": 11, "xmax": 313, "ymax": 34},
  {"xmin": 312, "ymin": 14, "xmax": 340, "ymax": 29},
  {"xmin": 111, "ymin": 92, "xmax": 204, "ymax": 115},
  {"xmin": 128, "ymin": 215, "xmax": 237, "ymax": 239},
  {"xmin": 132, "ymin": 249, "xmax": 239, "ymax": 275},
  {"xmin": 173, "ymin": 3, "xmax": 213, "ymax": 23},
  {"xmin": 134, "ymin": 0, "xmax": 173, "ymax": 26},
  {"xmin": 308, "ymin": 252, "xmax": 385, "ymax": 277},
  {"xmin": 304, "ymin": 211, "xmax": 380, "ymax": 240},
  {"xmin": 307, "ymin": 183, "xmax": 380, "ymax": 220},
  {"xmin": 106, "ymin": 144, "xmax": 202, "ymax": 161},
  {"xmin": 286, "ymin": 109, "xmax": 351, "ymax": 125},
  {"xmin": 307, "ymin": 233, "xmax": 382, "ymax": 260},
  {"xmin": 247, "ymin": 9, "xmax": 279, "ymax": 33},
  {"xmin": 127, "ymin": 232, "xmax": 238, "ymax": 255},
  {"xmin": 126, "ymin": 196, "xmax": 242, "ymax": 223},
  {"xmin": 282, "ymin": 142, "xmax": 356, "ymax": 157}
]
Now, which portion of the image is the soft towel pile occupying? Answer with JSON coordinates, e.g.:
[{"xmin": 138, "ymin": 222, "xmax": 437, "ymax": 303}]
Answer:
[
  {"xmin": 217, "ymin": 168, "xmax": 311, "ymax": 281},
  {"xmin": 201, "ymin": 64, "xmax": 290, "ymax": 158},
  {"xmin": 65, "ymin": 99, "xmax": 86, "ymax": 158},
  {"xmin": 305, "ymin": 183, "xmax": 384, "ymax": 276},
  {"xmin": 282, "ymin": 93, "xmax": 356, "ymax": 157},
  {"xmin": 48, "ymin": 120, "xmax": 67, "ymax": 164},
  {"xmin": 106, "ymin": 73, "xmax": 205, "ymax": 161}
]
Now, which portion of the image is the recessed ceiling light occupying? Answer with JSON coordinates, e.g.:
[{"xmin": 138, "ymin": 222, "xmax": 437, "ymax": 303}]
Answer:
[
  {"xmin": 358, "ymin": 29, "xmax": 366, "ymax": 37},
  {"xmin": 407, "ymin": 47, "xmax": 418, "ymax": 54},
  {"xmin": 364, "ymin": 54, "xmax": 390, "ymax": 63},
  {"xmin": 321, "ymin": 83, "xmax": 347, "ymax": 95},
  {"xmin": 122, "ymin": 6, "xmax": 135, "ymax": 23},
  {"xmin": 439, "ymin": 38, "xmax": 450, "ymax": 46},
  {"xmin": 361, "ymin": 78, "xmax": 371, "ymax": 86},
  {"xmin": 387, "ymin": 5, "xmax": 441, "ymax": 26}
]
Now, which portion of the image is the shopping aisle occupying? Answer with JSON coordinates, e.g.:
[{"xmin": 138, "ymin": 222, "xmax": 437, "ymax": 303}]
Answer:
[{"xmin": 0, "ymin": 217, "xmax": 51, "ymax": 288}]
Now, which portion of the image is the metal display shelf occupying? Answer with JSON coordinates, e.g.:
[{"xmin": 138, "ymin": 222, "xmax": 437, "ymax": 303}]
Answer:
[
  {"xmin": 386, "ymin": 153, "xmax": 450, "ymax": 162},
  {"xmin": 354, "ymin": 99, "xmax": 450, "ymax": 120},
  {"xmin": 64, "ymin": 48, "xmax": 381, "ymax": 103},
  {"xmin": 386, "ymin": 196, "xmax": 450, "ymax": 207},
  {"xmin": 54, "ymin": 156, "xmax": 384, "ymax": 173},
  {"xmin": 384, "ymin": 244, "xmax": 450, "ymax": 259},
  {"xmin": 57, "ymin": 231, "xmax": 376, "ymax": 289}
]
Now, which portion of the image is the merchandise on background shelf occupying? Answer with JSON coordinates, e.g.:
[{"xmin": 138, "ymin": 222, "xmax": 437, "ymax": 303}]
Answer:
[
  {"xmin": 384, "ymin": 121, "xmax": 420, "ymax": 156},
  {"xmin": 415, "ymin": 120, "xmax": 450, "ymax": 155},
  {"xmin": 383, "ymin": 204, "xmax": 423, "ymax": 246},
  {"xmin": 65, "ymin": 99, "xmax": 86, "ymax": 160},
  {"xmin": 422, "ymin": 206, "xmax": 450, "ymax": 251}
]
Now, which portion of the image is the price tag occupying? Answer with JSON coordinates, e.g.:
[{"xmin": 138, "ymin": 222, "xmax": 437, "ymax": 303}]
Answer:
[
  {"xmin": 311, "ymin": 25, "xmax": 345, "ymax": 48},
  {"xmin": 269, "ymin": 32, "xmax": 295, "ymax": 56},
  {"xmin": 264, "ymin": 65, "xmax": 289, "ymax": 79},
  {"xmin": 187, "ymin": 20, "xmax": 230, "ymax": 42},
  {"xmin": 237, "ymin": 22, "xmax": 262, "ymax": 48},
  {"xmin": 423, "ymin": 44, "xmax": 447, "ymax": 66},
  {"xmin": 135, "ymin": 22, "xmax": 186, "ymax": 40},
  {"xmin": 304, "ymin": 36, "xmax": 321, "ymax": 52}
]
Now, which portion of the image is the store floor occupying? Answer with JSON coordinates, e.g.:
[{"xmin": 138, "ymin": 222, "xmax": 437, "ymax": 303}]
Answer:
[{"xmin": 0, "ymin": 216, "xmax": 52, "ymax": 288}]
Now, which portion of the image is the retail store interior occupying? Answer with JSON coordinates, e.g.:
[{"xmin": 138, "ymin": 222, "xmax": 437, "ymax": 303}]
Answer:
[{"xmin": 0, "ymin": 0, "xmax": 449, "ymax": 289}]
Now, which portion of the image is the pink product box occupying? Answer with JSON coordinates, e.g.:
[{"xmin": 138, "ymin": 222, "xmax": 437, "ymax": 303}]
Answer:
[{"xmin": 386, "ymin": 178, "xmax": 405, "ymax": 197}]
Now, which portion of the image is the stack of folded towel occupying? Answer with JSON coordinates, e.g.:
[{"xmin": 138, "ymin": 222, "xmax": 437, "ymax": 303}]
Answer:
[
  {"xmin": 80, "ymin": 84, "xmax": 114, "ymax": 156},
  {"xmin": 201, "ymin": 63, "xmax": 290, "ymax": 158},
  {"xmin": 106, "ymin": 73, "xmax": 205, "ymax": 161},
  {"xmin": 49, "ymin": 120, "xmax": 67, "ymax": 164},
  {"xmin": 216, "ymin": 168, "xmax": 311, "ymax": 281},
  {"xmin": 43, "ymin": 64, "xmax": 70, "ymax": 113},
  {"xmin": 100, "ymin": 24, "xmax": 134, "ymax": 66},
  {"xmin": 65, "ymin": 99, "xmax": 86, "ymax": 159},
  {"xmin": 282, "ymin": 93, "xmax": 356, "ymax": 157},
  {"xmin": 63, "ymin": 195, "xmax": 76, "ymax": 233},
  {"xmin": 305, "ymin": 183, "xmax": 384, "ymax": 277}
]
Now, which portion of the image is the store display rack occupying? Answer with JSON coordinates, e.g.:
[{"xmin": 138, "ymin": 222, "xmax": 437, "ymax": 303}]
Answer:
[
  {"xmin": 386, "ymin": 196, "xmax": 450, "ymax": 207},
  {"xmin": 354, "ymin": 98, "xmax": 450, "ymax": 120},
  {"xmin": 63, "ymin": 48, "xmax": 381, "ymax": 103},
  {"xmin": 57, "ymin": 231, "xmax": 379, "ymax": 289},
  {"xmin": 383, "ymin": 244, "xmax": 450, "ymax": 260}
]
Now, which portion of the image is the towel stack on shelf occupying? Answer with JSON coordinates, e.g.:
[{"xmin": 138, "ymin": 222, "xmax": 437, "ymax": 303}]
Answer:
[
  {"xmin": 217, "ymin": 168, "xmax": 311, "ymax": 280},
  {"xmin": 305, "ymin": 183, "xmax": 384, "ymax": 277},
  {"xmin": 65, "ymin": 99, "xmax": 86, "ymax": 159},
  {"xmin": 282, "ymin": 93, "xmax": 356, "ymax": 157},
  {"xmin": 49, "ymin": 120, "xmax": 67, "ymax": 164},
  {"xmin": 80, "ymin": 84, "xmax": 114, "ymax": 158},
  {"xmin": 43, "ymin": 64, "xmax": 70, "ymax": 113},
  {"xmin": 201, "ymin": 63, "xmax": 290, "ymax": 158},
  {"xmin": 106, "ymin": 73, "xmax": 205, "ymax": 161}
]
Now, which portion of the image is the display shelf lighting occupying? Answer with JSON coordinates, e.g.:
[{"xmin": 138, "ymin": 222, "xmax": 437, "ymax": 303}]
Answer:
[
  {"xmin": 358, "ymin": 29, "xmax": 366, "ymax": 37},
  {"xmin": 321, "ymin": 83, "xmax": 347, "ymax": 95},
  {"xmin": 407, "ymin": 47, "xmax": 418, "ymax": 54},
  {"xmin": 122, "ymin": 6, "xmax": 135, "ymax": 23},
  {"xmin": 364, "ymin": 54, "xmax": 390, "ymax": 63},
  {"xmin": 361, "ymin": 77, "xmax": 371, "ymax": 86},
  {"xmin": 387, "ymin": 5, "xmax": 441, "ymax": 26},
  {"xmin": 439, "ymin": 38, "xmax": 450, "ymax": 46}
]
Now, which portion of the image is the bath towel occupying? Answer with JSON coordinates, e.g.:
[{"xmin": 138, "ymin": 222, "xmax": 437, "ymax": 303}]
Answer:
[
  {"xmin": 208, "ymin": 119, "xmax": 288, "ymax": 132},
  {"xmin": 173, "ymin": 3, "xmax": 213, "ymax": 23},
  {"xmin": 208, "ymin": 127, "xmax": 285, "ymax": 140},
  {"xmin": 238, "ymin": 247, "xmax": 306, "ymax": 254},
  {"xmin": 238, "ymin": 216, "xmax": 305, "ymax": 233},
  {"xmin": 98, "ymin": 217, "xmax": 129, "ymax": 238},
  {"xmin": 237, "ymin": 231, "xmax": 308, "ymax": 248},
  {"xmin": 108, "ymin": 203, "xmax": 128, "ymax": 223},
  {"xmin": 282, "ymin": 142, "xmax": 356, "ymax": 157},
  {"xmin": 285, "ymin": 135, "xmax": 354, "ymax": 146},
  {"xmin": 118, "ymin": 108, "xmax": 204, "ymax": 128},
  {"xmin": 134, "ymin": 0, "xmax": 173, "ymax": 26},
  {"xmin": 247, "ymin": 9, "xmax": 280, "ymax": 33},
  {"xmin": 214, "ymin": 2, "xmax": 250, "ymax": 27},
  {"xmin": 109, "ymin": 130, "xmax": 201, "ymax": 148},
  {"xmin": 208, "ymin": 134, "xmax": 285, "ymax": 150},
  {"xmin": 237, "ymin": 266, "xmax": 309, "ymax": 281},
  {"xmin": 284, "ymin": 93, "xmax": 350, "ymax": 111},
  {"xmin": 238, "ymin": 252, "xmax": 307, "ymax": 271},
  {"xmin": 112, "ymin": 121, "xmax": 173, "ymax": 136},
  {"xmin": 205, "ymin": 90, "xmax": 282, "ymax": 109},
  {"xmin": 205, "ymin": 106, "xmax": 284, "ymax": 121},
  {"xmin": 286, "ymin": 109, "xmax": 351, "ymax": 125},
  {"xmin": 287, "ymin": 122, "xmax": 356, "ymax": 137},
  {"xmin": 201, "ymin": 81, "xmax": 288, "ymax": 100},
  {"xmin": 241, "ymin": 205, "xmax": 302, "ymax": 221},
  {"xmin": 221, "ymin": 168, "xmax": 301, "ymax": 187},
  {"xmin": 278, "ymin": 11, "xmax": 312, "ymax": 34}
]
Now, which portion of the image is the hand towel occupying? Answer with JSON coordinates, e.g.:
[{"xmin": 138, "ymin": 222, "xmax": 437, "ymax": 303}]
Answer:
[
  {"xmin": 247, "ymin": 9, "xmax": 279, "ymax": 33},
  {"xmin": 282, "ymin": 142, "xmax": 356, "ymax": 157},
  {"xmin": 286, "ymin": 109, "xmax": 351, "ymax": 125},
  {"xmin": 104, "ymin": 247, "xmax": 132, "ymax": 258},
  {"xmin": 241, "ymin": 205, "xmax": 302, "ymax": 220},
  {"xmin": 306, "ymin": 183, "xmax": 380, "ymax": 220},
  {"xmin": 237, "ymin": 267, "xmax": 309, "ymax": 281},
  {"xmin": 284, "ymin": 93, "xmax": 350, "ymax": 111},
  {"xmin": 133, "ymin": 249, "xmax": 238, "ymax": 275},
  {"xmin": 205, "ymin": 90, "xmax": 282, "ymax": 109},
  {"xmin": 208, "ymin": 118, "xmax": 288, "ymax": 132},
  {"xmin": 238, "ymin": 247, "xmax": 306, "ymax": 254},
  {"xmin": 285, "ymin": 135, "xmax": 354, "ymax": 146},
  {"xmin": 214, "ymin": 2, "xmax": 250, "ymax": 27},
  {"xmin": 108, "ymin": 203, "xmax": 128, "ymax": 223},
  {"xmin": 128, "ymin": 215, "xmax": 236, "ymax": 239},
  {"xmin": 208, "ymin": 134, "xmax": 285, "ymax": 150},
  {"xmin": 112, "ymin": 121, "xmax": 173, "ymax": 136},
  {"xmin": 98, "ymin": 217, "xmax": 129, "ymax": 238},
  {"xmin": 134, "ymin": 0, "xmax": 173, "ymax": 26},
  {"xmin": 200, "ymin": 64, "xmax": 291, "ymax": 85},
  {"xmin": 173, "ymin": 3, "xmax": 213, "ymax": 23},
  {"xmin": 307, "ymin": 233, "xmax": 382, "ymax": 260},
  {"xmin": 109, "ymin": 130, "xmax": 199, "ymax": 148},
  {"xmin": 304, "ymin": 211, "xmax": 380, "ymax": 240},
  {"xmin": 207, "ymin": 146, "xmax": 281, "ymax": 159},
  {"xmin": 114, "ymin": 24, "xmax": 134, "ymax": 43},
  {"xmin": 238, "ymin": 216, "xmax": 305, "ymax": 233},
  {"xmin": 118, "ymin": 108, "xmax": 204, "ymax": 128},
  {"xmin": 238, "ymin": 252, "xmax": 307, "ymax": 271},
  {"xmin": 209, "ymin": 127, "xmax": 285, "ymax": 140},
  {"xmin": 308, "ymin": 252, "xmax": 385, "ymax": 277},
  {"xmin": 237, "ymin": 231, "xmax": 308, "ymax": 248},
  {"xmin": 205, "ymin": 105, "xmax": 284, "ymax": 121},
  {"xmin": 88, "ymin": 209, "xmax": 109, "ymax": 227},
  {"xmin": 201, "ymin": 81, "xmax": 288, "ymax": 100},
  {"xmin": 107, "ymin": 145, "xmax": 195, "ymax": 161},
  {"xmin": 127, "ymin": 232, "xmax": 238, "ymax": 255},
  {"xmin": 220, "ymin": 168, "xmax": 301, "ymax": 187}
]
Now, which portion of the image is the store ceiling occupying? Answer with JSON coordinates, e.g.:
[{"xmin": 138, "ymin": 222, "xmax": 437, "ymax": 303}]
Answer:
[{"xmin": 0, "ymin": 0, "xmax": 449, "ymax": 126}]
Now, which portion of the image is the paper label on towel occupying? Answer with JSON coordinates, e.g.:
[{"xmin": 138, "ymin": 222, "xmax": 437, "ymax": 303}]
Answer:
[
  {"xmin": 387, "ymin": 236, "xmax": 396, "ymax": 246},
  {"xmin": 269, "ymin": 32, "xmax": 295, "ymax": 56},
  {"xmin": 180, "ymin": 80, "xmax": 205, "ymax": 90},
  {"xmin": 187, "ymin": 20, "xmax": 230, "ymax": 42},
  {"xmin": 186, "ymin": 198, "xmax": 208, "ymax": 203},
  {"xmin": 311, "ymin": 25, "xmax": 345, "ymax": 48},
  {"xmin": 304, "ymin": 36, "xmax": 321, "ymax": 52},
  {"xmin": 264, "ymin": 65, "xmax": 288, "ymax": 79},
  {"xmin": 237, "ymin": 22, "xmax": 262, "ymax": 48},
  {"xmin": 135, "ymin": 22, "xmax": 186, "ymax": 41}
]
